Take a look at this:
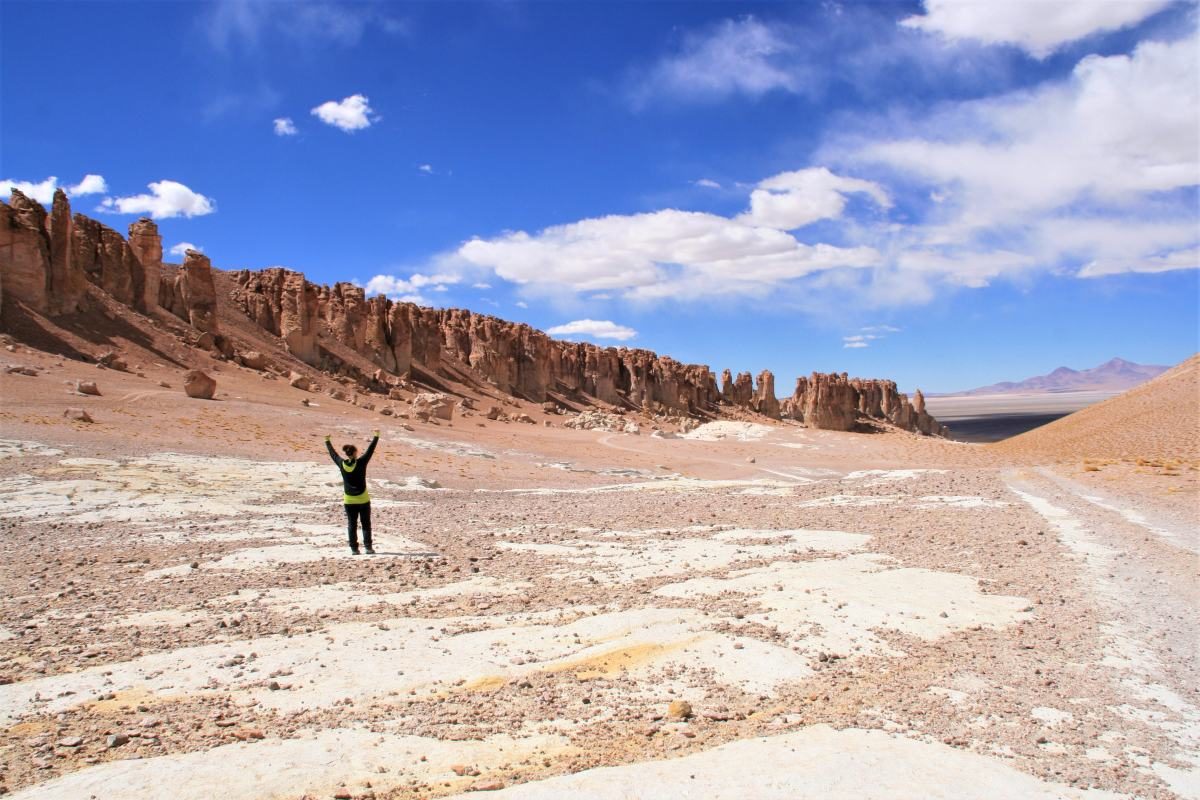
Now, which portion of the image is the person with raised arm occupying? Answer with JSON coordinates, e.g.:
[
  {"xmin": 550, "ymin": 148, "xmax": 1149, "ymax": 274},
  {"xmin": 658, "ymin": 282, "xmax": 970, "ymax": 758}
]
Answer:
[{"xmin": 325, "ymin": 430, "xmax": 380, "ymax": 554}]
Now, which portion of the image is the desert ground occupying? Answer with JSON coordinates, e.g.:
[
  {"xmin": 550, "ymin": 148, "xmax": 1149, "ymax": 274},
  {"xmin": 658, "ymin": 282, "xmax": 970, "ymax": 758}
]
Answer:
[{"xmin": 1, "ymin": 345, "xmax": 1197, "ymax": 799}]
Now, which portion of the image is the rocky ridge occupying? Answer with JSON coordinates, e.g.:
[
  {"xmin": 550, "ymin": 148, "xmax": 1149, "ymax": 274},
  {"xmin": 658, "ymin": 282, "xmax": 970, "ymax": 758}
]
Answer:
[{"xmin": 0, "ymin": 190, "xmax": 943, "ymax": 435}]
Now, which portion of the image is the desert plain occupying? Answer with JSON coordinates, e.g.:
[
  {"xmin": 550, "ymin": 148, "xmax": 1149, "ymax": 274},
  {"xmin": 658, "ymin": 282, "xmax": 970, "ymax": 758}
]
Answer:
[{"xmin": 0, "ymin": 341, "xmax": 1197, "ymax": 800}]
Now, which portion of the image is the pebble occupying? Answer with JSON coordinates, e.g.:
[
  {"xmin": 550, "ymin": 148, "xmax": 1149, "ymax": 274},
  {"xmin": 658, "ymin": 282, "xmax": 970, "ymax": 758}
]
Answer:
[
  {"xmin": 106, "ymin": 733, "xmax": 130, "ymax": 749},
  {"xmin": 667, "ymin": 700, "xmax": 693, "ymax": 720}
]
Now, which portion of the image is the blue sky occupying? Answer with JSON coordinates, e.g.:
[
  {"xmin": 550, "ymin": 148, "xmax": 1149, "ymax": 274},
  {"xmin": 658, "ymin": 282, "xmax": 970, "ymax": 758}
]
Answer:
[{"xmin": 2, "ymin": 0, "xmax": 1197, "ymax": 393}]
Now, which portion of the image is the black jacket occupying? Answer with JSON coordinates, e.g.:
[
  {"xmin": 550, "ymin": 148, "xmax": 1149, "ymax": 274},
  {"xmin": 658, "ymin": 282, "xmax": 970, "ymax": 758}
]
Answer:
[{"xmin": 327, "ymin": 435, "xmax": 378, "ymax": 498}]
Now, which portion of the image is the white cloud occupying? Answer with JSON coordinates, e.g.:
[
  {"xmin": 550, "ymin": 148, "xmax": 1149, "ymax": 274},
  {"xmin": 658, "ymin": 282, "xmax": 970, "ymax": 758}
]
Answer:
[
  {"xmin": 472, "ymin": 282, "xmax": 492, "ymax": 290},
  {"xmin": 67, "ymin": 174, "xmax": 107, "ymax": 196},
  {"xmin": 206, "ymin": 0, "xmax": 406, "ymax": 51},
  {"xmin": 418, "ymin": 164, "xmax": 433, "ymax": 174},
  {"xmin": 169, "ymin": 242, "xmax": 201, "ymax": 257},
  {"xmin": 363, "ymin": 272, "xmax": 459, "ymax": 302},
  {"xmin": 846, "ymin": 34, "xmax": 1199, "ymax": 285},
  {"xmin": 694, "ymin": 178, "xmax": 721, "ymax": 189},
  {"xmin": 547, "ymin": 319, "xmax": 639, "ymax": 342},
  {"xmin": 0, "ymin": 176, "xmax": 58, "ymax": 204},
  {"xmin": 843, "ymin": 340, "xmax": 870, "ymax": 349},
  {"xmin": 902, "ymin": 0, "xmax": 1171, "ymax": 58},
  {"xmin": 99, "ymin": 180, "xmax": 216, "ymax": 219},
  {"xmin": 311, "ymin": 94, "xmax": 374, "ymax": 132},
  {"xmin": 456, "ymin": 169, "xmax": 883, "ymax": 302},
  {"xmin": 273, "ymin": 117, "xmax": 297, "ymax": 136},
  {"xmin": 739, "ymin": 167, "xmax": 890, "ymax": 230},
  {"xmin": 862, "ymin": 324, "xmax": 901, "ymax": 333},
  {"xmin": 515, "ymin": 301, "xmax": 528, "ymax": 308},
  {"xmin": 1079, "ymin": 246, "xmax": 1199, "ymax": 278},
  {"xmin": 1, "ymin": 174, "xmax": 107, "ymax": 204},
  {"xmin": 632, "ymin": 16, "xmax": 801, "ymax": 104}
]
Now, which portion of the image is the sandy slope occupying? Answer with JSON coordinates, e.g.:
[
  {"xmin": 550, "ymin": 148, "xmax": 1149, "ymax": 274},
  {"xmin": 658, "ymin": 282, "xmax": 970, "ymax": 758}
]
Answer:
[
  {"xmin": 0, "ymin": 340, "xmax": 1197, "ymax": 799},
  {"xmin": 995, "ymin": 354, "xmax": 1200, "ymax": 462}
]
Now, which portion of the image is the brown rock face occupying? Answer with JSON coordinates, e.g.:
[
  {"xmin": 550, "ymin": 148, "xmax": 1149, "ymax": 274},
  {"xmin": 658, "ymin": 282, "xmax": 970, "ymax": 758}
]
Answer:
[
  {"xmin": 776, "ymin": 373, "xmax": 945, "ymax": 435},
  {"xmin": 48, "ymin": 190, "xmax": 87, "ymax": 315},
  {"xmin": 751, "ymin": 370, "xmax": 781, "ymax": 419},
  {"xmin": 183, "ymin": 370, "xmax": 217, "ymax": 399},
  {"xmin": 172, "ymin": 250, "xmax": 218, "ymax": 334},
  {"xmin": 73, "ymin": 214, "xmax": 143, "ymax": 308},
  {"xmin": 0, "ymin": 190, "xmax": 52, "ymax": 312},
  {"xmin": 232, "ymin": 269, "xmax": 319, "ymax": 365},
  {"xmin": 127, "ymin": 218, "xmax": 162, "ymax": 312}
]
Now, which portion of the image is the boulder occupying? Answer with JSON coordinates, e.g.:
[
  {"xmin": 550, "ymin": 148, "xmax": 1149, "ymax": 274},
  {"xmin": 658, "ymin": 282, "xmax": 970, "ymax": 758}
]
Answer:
[
  {"xmin": 76, "ymin": 381, "xmax": 100, "ymax": 396},
  {"xmin": 239, "ymin": 351, "xmax": 268, "ymax": 370},
  {"xmin": 63, "ymin": 408, "xmax": 94, "ymax": 423},
  {"xmin": 183, "ymin": 370, "xmax": 216, "ymax": 399},
  {"xmin": 288, "ymin": 372, "xmax": 311, "ymax": 391}
]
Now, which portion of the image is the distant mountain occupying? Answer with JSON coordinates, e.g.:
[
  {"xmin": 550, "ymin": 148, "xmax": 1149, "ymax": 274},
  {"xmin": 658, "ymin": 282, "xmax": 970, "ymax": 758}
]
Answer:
[{"xmin": 944, "ymin": 358, "xmax": 1171, "ymax": 396}]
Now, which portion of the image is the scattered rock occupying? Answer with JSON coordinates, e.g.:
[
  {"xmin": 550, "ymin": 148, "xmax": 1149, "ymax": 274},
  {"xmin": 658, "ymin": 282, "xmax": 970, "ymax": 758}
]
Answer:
[
  {"xmin": 183, "ymin": 370, "xmax": 217, "ymax": 399},
  {"xmin": 63, "ymin": 408, "xmax": 94, "ymax": 423},
  {"xmin": 667, "ymin": 700, "xmax": 693, "ymax": 720},
  {"xmin": 76, "ymin": 380, "xmax": 101, "ymax": 396},
  {"xmin": 105, "ymin": 734, "xmax": 129, "ymax": 749}
]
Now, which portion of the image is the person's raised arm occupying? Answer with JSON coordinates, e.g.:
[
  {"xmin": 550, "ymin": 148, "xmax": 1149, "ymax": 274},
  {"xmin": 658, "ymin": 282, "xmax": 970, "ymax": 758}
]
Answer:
[
  {"xmin": 361, "ymin": 430, "xmax": 380, "ymax": 465},
  {"xmin": 324, "ymin": 435, "xmax": 340, "ymax": 465}
]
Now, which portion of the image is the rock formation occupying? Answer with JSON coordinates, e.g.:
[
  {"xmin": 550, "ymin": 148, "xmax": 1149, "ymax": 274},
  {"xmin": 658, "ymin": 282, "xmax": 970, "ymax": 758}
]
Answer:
[
  {"xmin": 232, "ymin": 268, "xmax": 319, "ymax": 365},
  {"xmin": 0, "ymin": 189, "xmax": 53, "ymax": 313},
  {"xmin": 127, "ymin": 218, "xmax": 161, "ymax": 313},
  {"xmin": 777, "ymin": 372, "xmax": 946, "ymax": 435},
  {"xmin": 0, "ymin": 189, "xmax": 158, "ymax": 316},
  {"xmin": 0, "ymin": 188, "xmax": 945, "ymax": 436}
]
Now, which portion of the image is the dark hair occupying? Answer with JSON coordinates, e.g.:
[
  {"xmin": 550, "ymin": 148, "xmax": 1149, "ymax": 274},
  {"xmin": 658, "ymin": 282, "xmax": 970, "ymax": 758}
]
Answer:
[{"xmin": 342, "ymin": 444, "xmax": 358, "ymax": 458}]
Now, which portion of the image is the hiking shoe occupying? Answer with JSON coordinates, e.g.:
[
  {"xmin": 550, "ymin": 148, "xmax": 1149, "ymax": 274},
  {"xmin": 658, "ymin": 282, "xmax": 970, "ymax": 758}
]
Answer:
[
  {"xmin": 350, "ymin": 548, "xmax": 361, "ymax": 555},
  {"xmin": 365, "ymin": 547, "xmax": 376, "ymax": 555}
]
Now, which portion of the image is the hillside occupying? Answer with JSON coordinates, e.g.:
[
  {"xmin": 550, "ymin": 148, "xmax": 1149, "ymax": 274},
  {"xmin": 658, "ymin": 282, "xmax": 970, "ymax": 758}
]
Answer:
[{"xmin": 993, "ymin": 354, "xmax": 1199, "ymax": 461}]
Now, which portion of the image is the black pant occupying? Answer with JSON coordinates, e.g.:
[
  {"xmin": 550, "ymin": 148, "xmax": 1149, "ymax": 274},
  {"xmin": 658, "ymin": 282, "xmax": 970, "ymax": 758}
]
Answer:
[{"xmin": 345, "ymin": 503, "xmax": 372, "ymax": 550}]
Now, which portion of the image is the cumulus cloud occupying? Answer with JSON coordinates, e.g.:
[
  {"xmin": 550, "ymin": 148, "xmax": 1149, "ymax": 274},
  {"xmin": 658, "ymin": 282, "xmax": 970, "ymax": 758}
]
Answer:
[
  {"xmin": 632, "ymin": 16, "xmax": 801, "ymax": 104},
  {"xmin": 740, "ymin": 167, "xmax": 890, "ymax": 230},
  {"xmin": 846, "ymin": 33, "xmax": 1199, "ymax": 284},
  {"xmin": 362, "ymin": 272, "xmax": 459, "ymax": 305},
  {"xmin": 273, "ymin": 117, "xmax": 297, "ymax": 136},
  {"xmin": 99, "ymin": 180, "xmax": 216, "ymax": 219},
  {"xmin": 902, "ymin": 0, "xmax": 1171, "ymax": 58},
  {"xmin": 1, "ymin": 174, "xmax": 108, "ymax": 204},
  {"xmin": 169, "ymin": 242, "xmax": 201, "ymax": 256},
  {"xmin": 547, "ymin": 319, "xmax": 639, "ymax": 342},
  {"xmin": 67, "ymin": 174, "xmax": 108, "ymax": 196},
  {"xmin": 457, "ymin": 166, "xmax": 885, "ymax": 302},
  {"xmin": 0, "ymin": 176, "xmax": 59, "ymax": 204},
  {"xmin": 311, "ymin": 94, "xmax": 375, "ymax": 132}
]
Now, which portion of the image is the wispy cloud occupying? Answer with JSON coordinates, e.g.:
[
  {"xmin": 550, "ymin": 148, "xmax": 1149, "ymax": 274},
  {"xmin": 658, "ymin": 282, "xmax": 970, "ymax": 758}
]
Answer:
[
  {"xmin": 547, "ymin": 319, "xmax": 638, "ymax": 342},
  {"xmin": 630, "ymin": 16, "xmax": 801, "ymax": 106},
  {"xmin": 273, "ymin": 117, "xmax": 297, "ymax": 136},
  {"xmin": 99, "ymin": 180, "xmax": 215, "ymax": 219},
  {"xmin": 205, "ymin": 0, "xmax": 406, "ymax": 52},
  {"xmin": 693, "ymin": 178, "xmax": 721, "ymax": 189},
  {"xmin": 311, "ymin": 94, "xmax": 375, "ymax": 132},
  {"xmin": 417, "ymin": 164, "xmax": 434, "ymax": 174}
]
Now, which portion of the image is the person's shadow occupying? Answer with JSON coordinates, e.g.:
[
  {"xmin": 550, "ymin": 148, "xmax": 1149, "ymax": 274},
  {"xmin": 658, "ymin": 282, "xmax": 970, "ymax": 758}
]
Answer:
[{"xmin": 365, "ymin": 550, "xmax": 441, "ymax": 558}]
